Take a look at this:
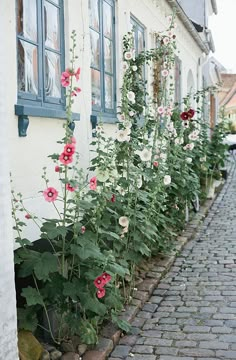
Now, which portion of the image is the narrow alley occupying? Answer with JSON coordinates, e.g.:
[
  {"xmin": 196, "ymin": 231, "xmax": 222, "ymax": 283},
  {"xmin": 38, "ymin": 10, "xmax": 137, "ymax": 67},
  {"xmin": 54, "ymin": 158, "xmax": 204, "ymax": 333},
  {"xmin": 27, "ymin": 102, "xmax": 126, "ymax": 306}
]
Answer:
[{"xmin": 109, "ymin": 162, "xmax": 236, "ymax": 360}]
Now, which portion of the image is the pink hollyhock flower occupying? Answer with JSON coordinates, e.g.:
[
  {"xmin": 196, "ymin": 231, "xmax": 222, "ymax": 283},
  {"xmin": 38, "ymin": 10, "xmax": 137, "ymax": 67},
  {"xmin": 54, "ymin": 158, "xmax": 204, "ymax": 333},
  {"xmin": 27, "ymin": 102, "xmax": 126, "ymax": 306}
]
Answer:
[
  {"xmin": 89, "ymin": 176, "xmax": 97, "ymax": 190},
  {"xmin": 161, "ymin": 69, "xmax": 169, "ymax": 77},
  {"xmin": 43, "ymin": 187, "xmax": 58, "ymax": 202},
  {"xmin": 61, "ymin": 71, "xmax": 70, "ymax": 87},
  {"xmin": 74, "ymin": 67, "xmax": 81, "ymax": 81},
  {"xmin": 71, "ymin": 91, "xmax": 77, "ymax": 97},
  {"xmin": 81, "ymin": 226, "xmax": 86, "ymax": 234},
  {"xmin": 66, "ymin": 183, "xmax": 77, "ymax": 192},
  {"xmin": 153, "ymin": 161, "xmax": 159, "ymax": 167},
  {"xmin": 97, "ymin": 288, "xmax": 106, "ymax": 299},
  {"xmin": 94, "ymin": 275, "xmax": 106, "ymax": 289},
  {"xmin": 71, "ymin": 87, "xmax": 81, "ymax": 96},
  {"xmin": 55, "ymin": 165, "xmax": 61, "ymax": 172},
  {"xmin": 71, "ymin": 136, "xmax": 76, "ymax": 144},
  {"xmin": 157, "ymin": 106, "xmax": 164, "ymax": 115},
  {"xmin": 66, "ymin": 68, "xmax": 74, "ymax": 76},
  {"xmin": 188, "ymin": 108, "xmax": 195, "ymax": 119},
  {"xmin": 163, "ymin": 37, "xmax": 170, "ymax": 45},
  {"xmin": 59, "ymin": 152, "xmax": 73, "ymax": 165},
  {"xmin": 25, "ymin": 214, "xmax": 31, "ymax": 219},
  {"xmin": 64, "ymin": 143, "xmax": 75, "ymax": 156},
  {"xmin": 101, "ymin": 272, "xmax": 111, "ymax": 285},
  {"xmin": 180, "ymin": 111, "xmax": 189, "ymax": 121},
  {"xmin": 111, "ymin": 194, "xmax": 116, "ymax": 202}
]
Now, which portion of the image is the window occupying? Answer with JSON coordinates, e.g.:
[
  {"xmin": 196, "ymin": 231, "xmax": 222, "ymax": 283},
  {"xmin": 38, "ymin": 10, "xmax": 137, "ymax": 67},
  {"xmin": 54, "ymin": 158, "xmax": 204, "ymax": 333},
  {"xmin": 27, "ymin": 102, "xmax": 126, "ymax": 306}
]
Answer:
[
  {"xmin": 174, "ymin": 56, "xmax": 182, "ymax": 107},
  {"xmin": 89, "ymin": 0, "xmax": 116, "ymax": 116},
  {"xmin": 16, "ymin": 0, "xmax": 65, "ymax": 113},
  {"xmin": 130, "ymin": 16, "xmax": 145, "ymax": 55}
]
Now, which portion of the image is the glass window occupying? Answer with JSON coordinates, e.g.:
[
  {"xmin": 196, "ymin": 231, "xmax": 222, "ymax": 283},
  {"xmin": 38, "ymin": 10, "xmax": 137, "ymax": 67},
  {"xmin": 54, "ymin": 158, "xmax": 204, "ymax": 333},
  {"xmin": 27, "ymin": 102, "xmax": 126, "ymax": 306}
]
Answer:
[
  {"xmin": 16, "ymin": 0, "xmax": 65, "ymax": 108},
  {"xmin": 174, "ymin": 56, "xmax": 182, "ymax": 107},
  {"xmin": 89, "ymin": 0, "xmax": 116, "ymax": 114},
  {"xmin": 130, "ymin": 16, "xmax": 145, "ymax": 55}
]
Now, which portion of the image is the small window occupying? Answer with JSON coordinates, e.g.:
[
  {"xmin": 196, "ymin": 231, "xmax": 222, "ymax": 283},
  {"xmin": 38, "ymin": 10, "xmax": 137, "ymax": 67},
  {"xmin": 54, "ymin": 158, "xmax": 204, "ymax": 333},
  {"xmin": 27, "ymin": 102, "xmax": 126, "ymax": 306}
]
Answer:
[
  {"xmin": 89, "ymin": 0, "xmax": 116, "ymax": 115},
  {"xmin": 174, "ymin": 56, "xmax": 182, "ymax": 106},
  {"xmin": 130, "ymin": 16, "xmax": 145, "ymax": 55},
  {"xmin": 16, "ymin": 0, "xmax": 65, "ymax": 110}
]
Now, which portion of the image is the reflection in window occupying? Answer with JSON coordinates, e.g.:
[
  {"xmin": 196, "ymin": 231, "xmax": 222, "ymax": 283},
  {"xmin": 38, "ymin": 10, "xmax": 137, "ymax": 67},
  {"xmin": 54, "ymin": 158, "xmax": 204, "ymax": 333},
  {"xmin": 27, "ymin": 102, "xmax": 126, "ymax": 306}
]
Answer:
[
  {"xmin": 16, "ymin": 0, "xmax": 64, "ymax": 107},
  {"xmin": 89, "ymin": 0, "xmax": 116, "ymax": 114}
]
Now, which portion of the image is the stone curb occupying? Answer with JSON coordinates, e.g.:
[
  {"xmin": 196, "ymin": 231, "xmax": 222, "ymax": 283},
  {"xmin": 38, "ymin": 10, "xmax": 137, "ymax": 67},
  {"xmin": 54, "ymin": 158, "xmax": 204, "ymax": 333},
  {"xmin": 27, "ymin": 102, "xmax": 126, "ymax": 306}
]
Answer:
[{"xmin": 83, "ymin": 163, "xmax": 235, "ymax": 360}]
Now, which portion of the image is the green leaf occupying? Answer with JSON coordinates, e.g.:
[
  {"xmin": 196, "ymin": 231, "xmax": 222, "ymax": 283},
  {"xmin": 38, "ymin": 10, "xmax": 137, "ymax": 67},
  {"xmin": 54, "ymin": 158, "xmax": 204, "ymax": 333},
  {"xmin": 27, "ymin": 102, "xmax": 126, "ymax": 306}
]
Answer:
[
  {"xmin": 98, "ymin": 229, "xmax": 121, "ymax": 241},
  {"xmin": 34, "ymin": 252, "xmax": 58, "ymax": 281},
  {"xmin": 107, "ymin": 263, "xmax": 129, "ymax": 277},
  {"xmin": 70, "ymin": 243, "xmax": 105, "ymax": 261},
  {"xmin": 21, "ymin": 287, "xmax": 44, "ymax": 306},
  {"xmin": 78, "ymin": 319, "xmax": 98, "ymax": 345},
  {"xmin": 17, "ymin": 307, "xmax": 38, "ymax": 332},
  {"xmin": 79, "ymin": 292, "xmax": 107, "ymax": 316}
]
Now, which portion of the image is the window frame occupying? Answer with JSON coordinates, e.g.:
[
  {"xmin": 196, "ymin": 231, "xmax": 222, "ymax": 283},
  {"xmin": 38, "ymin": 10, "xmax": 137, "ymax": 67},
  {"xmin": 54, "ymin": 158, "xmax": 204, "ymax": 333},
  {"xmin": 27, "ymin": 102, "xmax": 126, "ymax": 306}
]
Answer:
[
  {"xmin": 89, "ymin": 0, "xmax": 117, "ymax": 119},
  {"xmin": 16, "ymin": 0, "xmax": 67, "ymax": 116},
  {"xmin": 130, "ymin": 15, "xmax": 146, "ymax": 56}
]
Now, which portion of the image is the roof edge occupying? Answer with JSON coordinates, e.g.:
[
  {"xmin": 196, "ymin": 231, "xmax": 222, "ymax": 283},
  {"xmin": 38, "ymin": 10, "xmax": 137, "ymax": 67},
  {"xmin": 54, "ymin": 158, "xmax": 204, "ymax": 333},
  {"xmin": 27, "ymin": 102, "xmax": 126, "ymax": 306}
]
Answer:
[{"xmin": 166, "ymin": 0, "xmax": 210, "ymax": 54}]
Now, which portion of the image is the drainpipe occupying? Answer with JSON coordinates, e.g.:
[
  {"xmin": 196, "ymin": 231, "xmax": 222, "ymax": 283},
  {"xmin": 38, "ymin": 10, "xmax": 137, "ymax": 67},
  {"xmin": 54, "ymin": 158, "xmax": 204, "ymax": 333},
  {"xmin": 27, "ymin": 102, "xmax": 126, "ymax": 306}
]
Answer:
[{"xmin": 0, "ymin": 3, "xmax": 19, "ymax": 359}]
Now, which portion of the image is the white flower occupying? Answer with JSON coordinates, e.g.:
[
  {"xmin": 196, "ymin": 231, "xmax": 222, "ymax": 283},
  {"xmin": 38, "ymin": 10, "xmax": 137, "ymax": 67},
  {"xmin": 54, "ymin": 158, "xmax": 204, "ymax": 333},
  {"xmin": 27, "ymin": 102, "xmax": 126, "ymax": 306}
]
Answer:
[
  {"xmin": 96, "ymin": 124, "xmax": 104, "ymax": 134},
  {"xmin": 96, "ymin": 168, "xmax": 109, "ymax": 182},
  {"xmin": 161, "ymin": 69, "xmax": 169, "ymax": 77},
  {"xmin": 116, "ymin": 129, "xmax": 130, "ymax": 142},
  {"xmin": 165, "ymin": 107, "xmax": 173, "ymax": 116},
  {"xmin": 200, "ymin": 156, "xmax": 206, "ymax": 162},
  {"xmin": 124, "ymin": 51, "xmax": 133, "ymax": 61},
  {"xmin": 123, "ymin": 120, "xmax": 132, "ymax": 129},
  {"xmin": 123, "ymin": 62, "xmax": 129, "ymax": 71},
  {"xmin": 127, "ymin": 91, "xmax": 135, "ymax": 104},
  {"xmin": 166, "ymin": 121, "xmax": 174, "ymax": 132},
  {"xmin": 132, "ymin": 65, "xmax": 138, "ymax": 71},
  {"xmin": 189, "ymin": 130, "xmax": 199, "ymax": 141},
  {"xmin": 118, "ymin": 113, "xmax": 126, "ymax": 122},
  {"xmin": 117, "ymin": 186, "xmax": 126, "ymax": 196},
  {"xmin": 136, "ymin": 148, "xmax": 152, "ymax": 162},
  {"xmin": 119, "ymin": 216, "xmax": 129, "ymax": 228},
  {"xmin": 186, "ymin": 157, "xmax": 192, "ymax": 164},
  {"xmin": 183, "ymin": 120, "xmax": 189, "ymax": 129},
  {"xmin": 183, "ymin": 143, "xmax": 194, "ymax": 151},
  {"xmin": 136, "ymin": 176, "xmax": 143, "ymax": 189},
  {"xmin": 157, "ymin": 106, "xmax": 164, "ymax": 114},
  {"xmin": 129, "ymin": 110, "xmax": 135, "ymax": 117},
  {"xmin": 163, "ymin": 37, "xmax": 170, "ymax": 45},
  {"xmin": 164, "ymin": 175, "xmax": 171, "ymax": 185}
]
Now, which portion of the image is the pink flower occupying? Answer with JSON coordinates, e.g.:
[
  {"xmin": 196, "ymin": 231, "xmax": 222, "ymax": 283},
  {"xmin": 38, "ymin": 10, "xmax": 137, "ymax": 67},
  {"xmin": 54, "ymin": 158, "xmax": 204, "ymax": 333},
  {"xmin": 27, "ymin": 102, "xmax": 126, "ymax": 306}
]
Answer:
[
  {"xmin": 43, "ymin": 187, "xmax": 58, "ymax": 202},
  {"xmin": 94, "ymin": 276, "xmax": 106, "ymax": 289},
  {"xmin": 81, "ymin": 226, "xmax": 86, "ymax": 234},
  {"xmin": 111, "ymin": 194, "xmax": 116, "ymax": 202},
  {"xmin": 89, "ymin": 176, "xmax": 97, "ymax": 190},
  {"xmin": 163, "ymin": 37, "xmax": 170, "ymax": 45},
  {"xmin": 66, "ymin": 68, "xmax": 74, "ymax": 76},
  {"xmin": 71, "ymin": 137, "xmax": 76, "ymax": 144},
  {"xmin": 25, "ymin": 214, "xmax": 31, "ymax": 219},
  {"xmin": 66, "ymin": 183, "xmax": 77, "ymax": 192},
  {"xmin": 74, "ymin": 67, "xmax": 81, "ymax": 81},
  {"xmin": 59, "ymin": 152, "xmax": 73, "ymax": 165},
  {"xmin": 97, "ymin": 288, "xmax": 106, "ymax": 299},
  {"xmin": 180, "ymin": 111, "xmax": 189, "ymax": 121},
  {"xmin": 157, "ymin": 106, "xmax": 164, "ymax": 115},
  {"xmin": 71, "ymin": 87, "xmax": 81, "ymax": 97},
  {"xmin": 61, "ymin": 71, "xmax": 70, "ymax": 87},
  {"xmin": 161, "ymin": 69, "xmax": 169, "ymax": 77},
  {"xmin": 153, "ymin": 161, "xmax": 159, "ymax": 167},
  {"xmin": 55, "ymin": 165, "xmax": 61, "ymax": 172},
  {"xmin": 64, "ymin": 143, "xmax": 75, "ymax": 156},
  {"xmin": 101, "ymin": 272, "xmax": 111, "ymax": 285},
  {"xmin": 71, "ymin": 91, "xmax": 77, "ymax": 97}
]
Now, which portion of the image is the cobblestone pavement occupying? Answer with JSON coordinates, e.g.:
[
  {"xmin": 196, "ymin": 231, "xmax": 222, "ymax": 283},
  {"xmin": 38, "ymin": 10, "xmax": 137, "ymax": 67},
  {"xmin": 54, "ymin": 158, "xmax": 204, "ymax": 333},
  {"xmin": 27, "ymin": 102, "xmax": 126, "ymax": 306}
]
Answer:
[{"xmin": 109, "ymin": 164, "xmax": 236, "ymax": 360}]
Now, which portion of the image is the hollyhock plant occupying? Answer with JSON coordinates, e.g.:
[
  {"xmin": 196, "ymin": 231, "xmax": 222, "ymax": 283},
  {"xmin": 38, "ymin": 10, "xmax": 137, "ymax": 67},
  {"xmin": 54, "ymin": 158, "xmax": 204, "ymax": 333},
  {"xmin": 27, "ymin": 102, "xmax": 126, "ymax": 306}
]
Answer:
[
  {"xmin": 163, "ymin": 175, "xmax": 171, "ymax": 185},
  {"xmin": 188, "ymin": 108, "xmax": 195, "ymax": 118},
  {"xmin": 124, "ymin": 51, "xmax": 133, "ymax": 60},
  {"xmin": 66, "ymin": 183, "xmax": 77, "ymax": 192},
  {"xmin": 116, "ymin": 129, "xmax": 130, "ymax": 142},
  {"xmin": 43, "ymin": 187, "xmax": 58, "ymax": 202},
  {"xmin": 25, "ymin": 214, "xmax": 31, "ymax": 219},
  {"xmin": 111, "ymin": 194, "xmax": 116, "ymax": 202},
  {"xmin": 180, "ymin": 111, "xmax": 189, "ymax": 121},
  {"xmin": 161, "ymin": 69, "xmax": 169, "ymax": 77},
  {"xmin": 153, "ymin": 161, "xmax": 159, "ymax": 167},
  {"xmin": 59, "ymin": 152, "xmax": 73, "ymax": 165},
  {"xmin": 61, "ymin": 71, "xmax": 70, "ymax": 87},
  {"xmin": 81, "ymin": 226, "xmax": 86, "ymax": 234},
  {"xmin": 157, "ymin": 106, "xmax": 165, "ymax": 115},
  {"xmin": 74, "ymin": 67, "xmax": 81, "ymax": 81},
  {"xmin": 127, "ymin": 91, "xmax": 135, "ymax": 103},
  {"xmin": 89, "ymin": 176, "xmax": 97, "ymax": 190},
  {"xmin": 97, "ymin": 288, "xmax": 106, "ymax": 299},
  {"xmin": 119, "ymin": 216, "xmax": 129, "ymax": 228},
  {"xmin": 55, "ymin": 165, "xmax": 61, "ymax": 172},
  {"xmin": 101, "ymin": 272, "xmax": 111, "ymax": 284},
  {"xmin": 94, "ymin": 275, "xmax": 106, "ymax": 289}
]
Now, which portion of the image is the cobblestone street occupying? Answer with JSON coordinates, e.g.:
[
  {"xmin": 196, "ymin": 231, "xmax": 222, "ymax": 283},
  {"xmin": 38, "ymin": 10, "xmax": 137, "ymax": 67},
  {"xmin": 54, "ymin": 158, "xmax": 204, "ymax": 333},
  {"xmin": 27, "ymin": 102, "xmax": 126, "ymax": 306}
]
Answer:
[{"xmin": 109, "ymin": 163, "xmax": 236, "ymax": 360}]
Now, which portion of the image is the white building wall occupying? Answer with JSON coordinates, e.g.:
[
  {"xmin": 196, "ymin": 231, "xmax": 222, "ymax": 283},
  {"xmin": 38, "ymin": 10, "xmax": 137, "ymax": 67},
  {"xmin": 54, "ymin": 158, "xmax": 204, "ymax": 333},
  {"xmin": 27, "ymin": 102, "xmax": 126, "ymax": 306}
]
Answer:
[
  {"xmin": 0, "ymin": 2, "xmax": 19, "ymax": 358},
  {"xmin": 4, "ymin": 0, "xmax": 204, "ymax": 245}
]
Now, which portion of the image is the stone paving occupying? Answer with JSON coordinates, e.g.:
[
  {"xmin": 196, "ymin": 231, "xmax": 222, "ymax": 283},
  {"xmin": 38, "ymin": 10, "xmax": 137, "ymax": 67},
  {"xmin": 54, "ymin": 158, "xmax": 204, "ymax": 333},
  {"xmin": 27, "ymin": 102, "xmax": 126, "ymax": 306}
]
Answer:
[{"xmin": 109, "ymin": 163, "xmax": 236, "ymax": 360}]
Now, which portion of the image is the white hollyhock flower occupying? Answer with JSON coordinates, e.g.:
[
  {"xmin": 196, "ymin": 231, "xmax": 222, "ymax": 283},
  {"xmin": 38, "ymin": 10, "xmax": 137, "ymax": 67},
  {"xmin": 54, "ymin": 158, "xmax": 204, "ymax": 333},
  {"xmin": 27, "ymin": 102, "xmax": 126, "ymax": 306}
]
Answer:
[
  {"xmin": 117, "ymin": 186, "xmax": 126, "ymax": 196},
  {"xmin": 164, "ymin": 175, "xmax": 171, "ymax": 185},
  {"xmin": 123, "ymin": 120, "xmax": 132, "ymax": 129},
  {"xmin": 96, "ymin": 168, "xmax": 109, "ymax": 182},
  {"xmin": 166, "ymin": 121, "xmax": 174, "ymax": 132},
  {"xmin": 158, "ymin": 106, "xmax": 165, "ymax": 114},
  {"xmin": 136, "ymin": 148, "xmax": 152, "ymax": 162},
  {"xmin": 118, "ymin": 113, "xmax": 126, "ymax": 122},
  {"xmin": 127, "ymin": 91, "xmax": 135, "ymax": 104},
  {"xmin": 183, "ymin": 143, "xmax": 194, "ymax": 151},
  {"xmin": 163, "ymin": 37, "xmax": 170, "ymax": 45},
  {"xmin": 183, "ymin": 120, "xmax": 189, "ymax": 129},
  {"xmin": 162, "ymin": 69, "xmax": 169, "ymax": 77},
  {"xmin": 186, "ymin": 157, "xmax": 192, "ymax": 164},
  {"xmin": 129, "ymin": 110, "xmax": 135, "ymax": 117},
  {"xmin": 124, "ymin": 51, "xmax": 133, "ymax": 60},
  {"xmin": 123, "ymin": 62, "xmax": 129, "ymax": 71},
  {"xmin": 200, "ymin": 156, "xmax": 207, "ymax": 162},
  {"xmin": 136, "ymin": 176, "xmax": 143, "ymax": 189},
  {"xmin": 116, "ymin": 129, "xmax": 130, "ymax": 142},
  {"xmin": 189, "ymin": 131, "xmax": 199, "ymax": 141},
  {"xmin": 119, "ymin": 216, "xmax": 129, "ymax": 228},
  {"xmin": 132, "ymin": 65, "xmax": 138, "ymax": 71}
]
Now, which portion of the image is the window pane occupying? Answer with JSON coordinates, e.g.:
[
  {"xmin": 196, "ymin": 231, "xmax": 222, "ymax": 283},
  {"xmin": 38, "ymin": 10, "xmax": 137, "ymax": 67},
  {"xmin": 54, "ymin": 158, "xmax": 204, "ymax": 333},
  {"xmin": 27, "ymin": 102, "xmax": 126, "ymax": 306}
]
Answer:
[
  {"xmin": 45, "ymin": 1, "xmax": 60, "ymax": 50},
  {"xmin": 18, "ymin": 39, "xmax": 38, "ymax": 94},
  {"xmin": 103, "ymin": 1, "xmax": 112, "ymax": 39},
  {"xmin": 138, "ymin": 30, "xmax": 144, "ymax": 53},
  {"xmin": 89, "ymin": 0, "xmax": 99, "ymax": 31},
  {"xmin": 90, "ymin": 30, "xmax": 100, "ymax": 68},
  {"xmin": 91, "ymin": 69, "xmax": 101, "ymax": 107},
  {"xmin": 17, "ymin": 0, "xmax": 37, "ymax": 42},
  {"xmin": 45, "ymin": 50, "xmax": 61, "ymax": 98},
  {"xmin": 104, "ymin": 38, "xmax": 112, "ymax": 73},
  {"xmin": 105, "ymin": 75, "xmax": 113, "ymax": 109}
]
